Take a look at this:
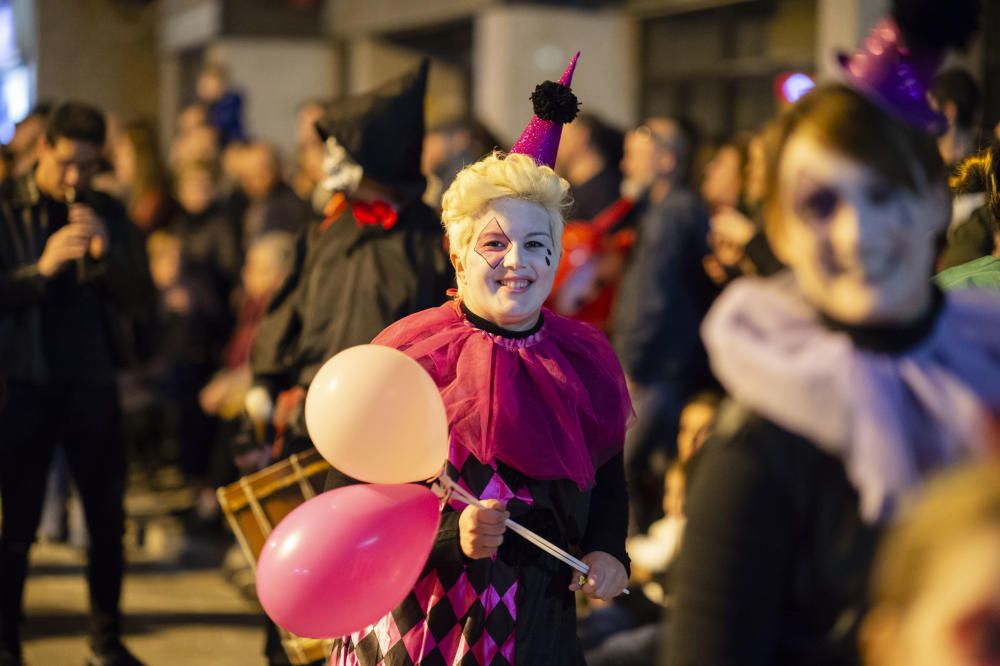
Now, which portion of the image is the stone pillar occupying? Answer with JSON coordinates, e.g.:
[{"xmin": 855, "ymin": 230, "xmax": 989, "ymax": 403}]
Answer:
[
  {"xmin": 36, "ymin": 0, "xmax": 159, "ymax": 120},
  {"xmin": 473, "ymin": 6, "xmax": 636, "ymax": 144}
]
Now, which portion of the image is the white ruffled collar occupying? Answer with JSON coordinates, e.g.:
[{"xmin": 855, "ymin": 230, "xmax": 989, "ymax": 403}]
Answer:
[{"xmin": 702, "ymin": 274, "xmax": 1000, "ymax": 521}]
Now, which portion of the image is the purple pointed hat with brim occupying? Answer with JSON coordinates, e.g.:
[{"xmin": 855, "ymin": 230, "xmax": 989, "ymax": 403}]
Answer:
[
  {"xmin": 510, "ymin": 52, "xmax": 581, "ymax": 168},
  {"xmin": 836, "ymin": 18, "xmax": 946, "ymax": 135}
]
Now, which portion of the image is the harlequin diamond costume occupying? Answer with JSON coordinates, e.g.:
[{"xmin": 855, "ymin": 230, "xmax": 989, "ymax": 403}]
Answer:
[{"xmin": 330, "ymin": 54, "xmax": 633, "ymax": 666}]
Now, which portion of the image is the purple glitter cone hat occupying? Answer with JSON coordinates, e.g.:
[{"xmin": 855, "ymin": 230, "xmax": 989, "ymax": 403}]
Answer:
[
  {"xmin": 510, "ymin": 51, "xmax": 581, "ymax": 168},
  {"xmin": 836, "ymin": 18, "xmax": 946, "ymax": 135}
]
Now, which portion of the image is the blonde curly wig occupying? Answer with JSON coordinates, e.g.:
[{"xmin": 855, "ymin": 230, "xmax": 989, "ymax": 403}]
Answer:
[{"xmin": 440, "ymin": 151, "xmax": 571, "ymax": 261}]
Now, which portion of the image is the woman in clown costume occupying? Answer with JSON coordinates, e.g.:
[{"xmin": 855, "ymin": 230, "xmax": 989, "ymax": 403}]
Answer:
[{"xmin": 330, "ymin": 53, "xmax": 632, "ymax": 666}]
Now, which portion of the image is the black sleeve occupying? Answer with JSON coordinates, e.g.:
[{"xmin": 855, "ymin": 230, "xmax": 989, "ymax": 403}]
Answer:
[
  {"xmin": 667, "ymin": 434, "xmax": 791, "ymax": 666},
  {"xmin": 425, "ymin": 508, "xmax": 467, "ymax": 570},
  {"xmin": 580, "ymin": 452, "xmax": 630, "ymax": 574},
  {"xmin": 613, "ymin": 202, "xmax": 708, "ymax": 386},
  {"xmin": 251, "ymin": 229, "xmax": 308, "ymax": 388},
  {"xmin": 744, "ymin": 230, "xmax": 784, "ymax": 277},
  {"xmin": 0, "ymin": 264, "xmax": 47, "ymax": 310},
  {"xmin": 91, "ymin": 202, "xmax": 156, "ymax": 316}
]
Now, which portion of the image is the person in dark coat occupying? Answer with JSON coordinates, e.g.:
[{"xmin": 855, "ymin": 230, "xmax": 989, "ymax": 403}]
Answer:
[
  {"xmin": 242, "ymin": 60, "xmax": 452, "ymax": 666},
  {"xmin": 610, "ymin": 117, "xmax": 717, "ymax": 533},
  {"xmin": 555, "ymin": 113, "xmax": 623, "ymax": 222},
  {"xmin": 249, "ymin": 60, "xmax": 452, "ymax": 406},
  {"xmin": 669, "ymin": 5, "xmax": 999, "ymax": 662},
  {"xmin": 0, "ymin": 102, "xmax": 153, "ymax": 666},
  {"xmin": 229, "ymin": 142, "xmax": 311, "ymax": 253}
]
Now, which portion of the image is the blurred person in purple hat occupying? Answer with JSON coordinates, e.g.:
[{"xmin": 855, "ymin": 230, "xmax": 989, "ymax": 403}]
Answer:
[{"xmin": 668, "ymin": 2, "xmax": 1000, "ymax": 664}]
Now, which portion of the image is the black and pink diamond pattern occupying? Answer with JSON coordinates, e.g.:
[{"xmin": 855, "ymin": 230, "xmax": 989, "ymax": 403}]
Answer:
[{"xmin": 332, "ymin": 444, "xmax": 534, "ymax": 666}]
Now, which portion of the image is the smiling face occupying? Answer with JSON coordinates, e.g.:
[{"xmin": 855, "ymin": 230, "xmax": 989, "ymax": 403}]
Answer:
[
  {"xmin": 453, "ymin": 197, "xmax": 558, "ymax": 331},
  {"xmin": 772, "ymin": 130, "xmax": 947, "ymax": 326},
  {"xmin": 702, "ymin": 145, "xmax": 744, "ymax": 210}
]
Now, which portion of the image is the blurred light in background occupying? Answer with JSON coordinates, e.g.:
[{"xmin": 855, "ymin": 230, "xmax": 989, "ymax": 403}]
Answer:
[
  {"xmin": 775, "ymin": 72, "xmax": 815, "ymax": 104},
  {"xmin": 0, "ymin": 0, "xmax": 31, "ymax": 143}
]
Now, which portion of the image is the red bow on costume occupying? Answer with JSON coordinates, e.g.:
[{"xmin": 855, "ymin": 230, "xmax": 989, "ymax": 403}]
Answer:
[
  {"xmin": 352, "ymin": 200, "xmax": 398, "ymax": 230},
  {"xmin": 321, "ymin": 192, "xmax": 399, "ymax": 232}
]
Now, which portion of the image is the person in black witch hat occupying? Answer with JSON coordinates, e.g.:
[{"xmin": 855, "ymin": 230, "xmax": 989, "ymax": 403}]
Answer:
[
  {"xmin": 243, "ymin": 58, "xmax": 453, "ymax": 450},
  {"xmin": 233, "ymin": 59, "xmax": 452, "ymax": 666}
]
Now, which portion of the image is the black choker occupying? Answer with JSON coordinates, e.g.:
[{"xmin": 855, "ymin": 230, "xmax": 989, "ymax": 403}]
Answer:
[
  {"xmin": 820, "ymin": 287, "xmax": 944, "ymax": 355},
  {"xmin": 461, "ymin": 301, "xmax": 544, "ymax": 339}
]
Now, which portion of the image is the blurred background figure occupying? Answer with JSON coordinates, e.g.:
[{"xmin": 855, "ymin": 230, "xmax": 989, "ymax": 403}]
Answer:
[
  {"xmin": 145, "ymin": 226, "xmax": 229, "ymax": 514},
  {"xmin": 169, "ymin": 158, "xmax": 241, "ymax": 298},
  {"xmin": 2, "ymin": 102, "xmax": 51, "ymax": 181},
  {"xmin": 200, "ymin": 232, "xmax": 296, "ymax": 426},
  {"xmin": 936, "ymin": 142, "xmax": 1000, "ymax": 289},
  {"xmin": 700, "ymin": 133, "xmax": 750, "ymax": 213},
  {"xmin": 197, "ymin": 63, "xmax": 247, "ymax": 147},
  {"xmin": 232, "ymin": 142, "xmax": 310, "ymax": 251},
  {"xmin": 421, "ymin": 117, "xmax": 474, "ymax": 211},
  {"xmin": 583, "ymin": 391, "xmax": 721, "ymax": 666},
  {"xmin": 862, "ymin": 461, "xmax": 1000, "ymax": 666},
  {"xmin": 98, "ymin": 118, "xmax": 174, "ymax": 233},
  {"xmin": 291, "ymin": 99, "xmax": 327, "ymax": 202},
  {"xmin": 169, "ymin": 121, "xmax": 221, "ymax": 177},
  {"xmin": 939, "ymin": 141, "xmax": 999, "ymax": 271},
  {"xmin": 197, "ymin": 231, "xmax": 296, "ymax": 520},
  {"xmin": 612, "ymin": 116, "xmax": 717, "ymax": 533},
  {"xmin": 556, "ymin": 112, "xmax": 624, "ymax": 222},
  {"xmin": 931, "ymin": 67, "xmax": 982, "ymax": 168},
  {"xmin": 700, "ymin": 131, "xmax": 785, "ymax": 287}
]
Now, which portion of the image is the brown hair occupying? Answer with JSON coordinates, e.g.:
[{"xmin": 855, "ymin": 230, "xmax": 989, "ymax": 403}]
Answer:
[
  {"xmin": 123, "ymin": 118, "xmax": 168, "ymax": 197},
  {"xmin": 762, "ymin": 84, "xmax": 947, "ymax": 248}
]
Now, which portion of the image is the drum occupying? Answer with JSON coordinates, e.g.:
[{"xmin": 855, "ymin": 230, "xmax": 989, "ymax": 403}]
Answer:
[{"xmin": 217, "ymin": 449, "xmax": 333, "ymax": 665}]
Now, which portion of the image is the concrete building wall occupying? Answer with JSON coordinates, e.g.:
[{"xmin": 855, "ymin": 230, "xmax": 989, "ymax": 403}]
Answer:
[
  {"xmin": 474, "ymin": 6, "xmax": 636, "ymax": 145},
  {"xmin": 328, "ymin": 0, "xmax": 492, "ymax": 37},
  {"xmin": 36, "ymin": 0, "xmax": 159, "ymax": 122},
  {"xmin": 814, "ymin": 0, "xmax": 888, "ymax": 79},
  {"xmin": 346, "ymin": 37, "xmax": 467, "ymax": 127}
]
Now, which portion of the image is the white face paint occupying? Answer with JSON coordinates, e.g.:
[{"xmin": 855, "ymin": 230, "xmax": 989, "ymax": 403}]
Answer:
[
  {"xmin": 319, "ymin": 136, "xmax": 364, "ymax": 195},
  {"xmin": 454, "ymin": 198, "xmax": 559, "ymax": 332},
  {"xmin": 775, "ymin": 131, "xmax": 948, "ymax": 326}
]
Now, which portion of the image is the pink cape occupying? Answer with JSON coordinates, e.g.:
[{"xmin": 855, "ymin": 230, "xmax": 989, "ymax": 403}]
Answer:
[{"xmin": 373, "ymin": 300, "xmax": 631, "ymax": 489}]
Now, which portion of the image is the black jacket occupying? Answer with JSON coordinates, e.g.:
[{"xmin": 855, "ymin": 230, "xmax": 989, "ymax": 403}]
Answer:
[
  {"xmin": 251, "ymin": 201, "xmax": 452, "ymax": 392},
  {"xmin": 667, "ymin": 402, "xmax": 880, "ymax": 666},
  {"xmin": 612, "ymin": 187, "xmax": 717, "ymax": 388},
  {"xmin": 0, "ymin": 172, "xmax": 154, "ymax": 386}
]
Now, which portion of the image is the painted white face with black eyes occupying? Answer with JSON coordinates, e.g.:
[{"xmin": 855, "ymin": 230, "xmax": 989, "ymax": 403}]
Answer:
[
  {"xmin": 453, "ymin": 197, "xmax": 558, "ymax": 332},
  {"xmin": 774, "ymin": 131, "xmax": 948, "ymax": 326}
]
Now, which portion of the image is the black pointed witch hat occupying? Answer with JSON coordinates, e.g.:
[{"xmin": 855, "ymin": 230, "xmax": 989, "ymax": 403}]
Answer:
[{"xmin": 315, "ymin": 59, "xmax": 429, "ymax": 202}]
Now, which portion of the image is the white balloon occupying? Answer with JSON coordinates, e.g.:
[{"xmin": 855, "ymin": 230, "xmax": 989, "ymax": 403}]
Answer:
[{"xmin": 305, "ymin": 345, "xmax": 449, "ymax": 484}]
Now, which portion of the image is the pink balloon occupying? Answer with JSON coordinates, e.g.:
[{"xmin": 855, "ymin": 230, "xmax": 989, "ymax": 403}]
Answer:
[
  {"xmin": 305, "ymin": 344, "xmax": 449, "ymax": 484},
  {"xmin": 256, "ymin": 483, "xmax": 440, "ymax": 638}
]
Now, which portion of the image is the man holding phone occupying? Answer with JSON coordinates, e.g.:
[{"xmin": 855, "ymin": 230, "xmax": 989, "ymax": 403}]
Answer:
[{"xmin": 0, "ymin": 101, "xmax": 152, "ymax": 666}]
